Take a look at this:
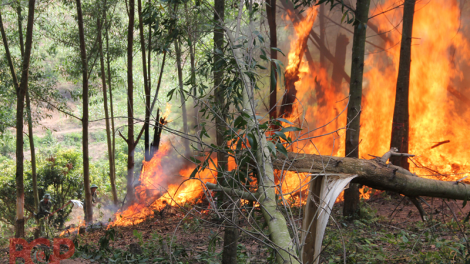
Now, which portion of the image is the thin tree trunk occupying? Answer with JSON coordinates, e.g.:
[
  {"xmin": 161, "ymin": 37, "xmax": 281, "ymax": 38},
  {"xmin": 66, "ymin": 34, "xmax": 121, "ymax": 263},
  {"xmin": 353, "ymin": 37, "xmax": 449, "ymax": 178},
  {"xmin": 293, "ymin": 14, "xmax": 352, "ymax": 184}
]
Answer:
[
  {"xmin": 266, "ymin": 0, "xmax": 277, "ymax": 119},
  {"xmin": 331, "ymin": 34, "xmax": 349, "ymax": 93},
  {"xmin": 26, "ymin": 92, "xmax": 38, "ymax": 214},
  {"xmin": 0, "ymin": 0, "xmax": 36, "ymax": 238},
  {"xmin": 174, "ymin": 38, "xmax": 190, "ymax": 155},
  {"xmin": 390, "ymin": 0, "xmax": 416, "ymax": 170},
  {"xmin": 343, "ymin": 0, "xmax": 370, "ymax": 219},
  {"xmin": 214, "ymin": 0, "xmax": 239, "ymax": 262},
  {"xmin": 76, "ymin": 0, "xmax": 92, "ymax": 224},
  {"xmin": 98, "ymin": 14, "xmax": 118, "ymax": 206},
  {"xmin": 127, "ymin": 0, "xmax": 135, "ymax": 202},
  {"xmin": 17, "ymin": 4, "xmax": 39, "ymax": 216},
  {"xmin": 105, "ymin": 20, "xmax": 117, "ymax": 202},
  {"xmin": 17, "ymin": 0, "xmax": 36, "ymax": 237},
  {"xmin": 138, "ymin": 0, "xmax": 151, "ymax": 161}
]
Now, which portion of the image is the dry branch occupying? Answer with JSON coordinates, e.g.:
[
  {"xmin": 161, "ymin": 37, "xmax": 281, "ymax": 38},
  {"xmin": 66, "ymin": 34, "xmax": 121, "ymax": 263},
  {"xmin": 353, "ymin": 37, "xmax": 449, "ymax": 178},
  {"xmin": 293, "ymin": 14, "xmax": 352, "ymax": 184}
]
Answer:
[{"xmin": 273, "ymin": 152, "xmax": 470, "ymax": 201}]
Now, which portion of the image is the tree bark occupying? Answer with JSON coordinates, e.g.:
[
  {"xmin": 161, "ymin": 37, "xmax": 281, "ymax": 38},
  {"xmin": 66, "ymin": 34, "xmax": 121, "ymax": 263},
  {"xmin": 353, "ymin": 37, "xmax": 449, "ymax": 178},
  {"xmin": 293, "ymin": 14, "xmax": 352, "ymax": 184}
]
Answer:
[
  {"xmin": 26, "ymin": 92, "xmax": 38, "ymax": 214},
  {"xmin": 331, "ymin": 34, "xmax": 349, "ymax": 93},
  {"xmin": 390, "ymin": 0, "xmax": 415, "ymax": 170},
  {"xmin": 272, "ymin": 152, "xmax": 470, "ymax": 201},
  {"xmin": 225, "ymin": 1, "xmax": 299, "ymax": 260},
  {"xmin": 343, "ymin": 0, "xmax": 370, "ymax": 219},
  {"xmin": 105, "ymin": 19, "xmax": 117, "ymax": 204},
  {"xmin": 0, "ymin": 0, "xmax": 36, "ymax": 238},
  {"xmin": 138, "ymin": 0, "xmax": 151, "ymax": 161},
  {"xmin": 98, "ymin": 14, "xmax": 118, "ymax": 206},
  {"xmin": 214, "ymin": 0, "xmax": 240, "ymax": 262},
  {"xmin": 127, "ymin": 0, "xmax": 135, "ymax": 203},
  {"xmin": 174, "ymin": 38, "xmax": 190, "ymax": 155},
  {"xmin": 266, "ymin": 0, "xmax": 277, "ymax": 120},
  {"xmin": 17, "ymin": 4, "xmax": 39, "ymax": 216},
  {"xmin": 76, "ymin": 0, "xmax": 93, "ymax": 224}
]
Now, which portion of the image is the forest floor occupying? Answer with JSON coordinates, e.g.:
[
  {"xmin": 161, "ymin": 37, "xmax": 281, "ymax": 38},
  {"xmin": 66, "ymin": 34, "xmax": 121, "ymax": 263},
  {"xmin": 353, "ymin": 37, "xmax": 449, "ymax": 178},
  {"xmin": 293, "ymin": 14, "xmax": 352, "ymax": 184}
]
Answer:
[{"xmin": 2, "ymin": 192, "xmax": 470, "ymax": 263}]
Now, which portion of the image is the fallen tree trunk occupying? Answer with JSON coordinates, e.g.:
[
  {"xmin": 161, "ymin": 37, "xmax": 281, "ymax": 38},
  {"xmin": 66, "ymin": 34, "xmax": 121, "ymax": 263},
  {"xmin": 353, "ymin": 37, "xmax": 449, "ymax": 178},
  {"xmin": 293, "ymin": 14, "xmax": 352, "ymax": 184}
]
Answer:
[{"xmin": 272, "ymin": 152, "xmax": 470, "ymax": 201}]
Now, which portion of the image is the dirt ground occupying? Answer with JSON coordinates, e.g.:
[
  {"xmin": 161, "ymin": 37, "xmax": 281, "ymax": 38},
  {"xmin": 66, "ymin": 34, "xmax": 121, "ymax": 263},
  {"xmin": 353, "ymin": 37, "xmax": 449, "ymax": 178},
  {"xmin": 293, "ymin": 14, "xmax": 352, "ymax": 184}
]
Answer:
[{"xmin": 2, "ymin": 193, "xmax": 470, "ymax": 263}]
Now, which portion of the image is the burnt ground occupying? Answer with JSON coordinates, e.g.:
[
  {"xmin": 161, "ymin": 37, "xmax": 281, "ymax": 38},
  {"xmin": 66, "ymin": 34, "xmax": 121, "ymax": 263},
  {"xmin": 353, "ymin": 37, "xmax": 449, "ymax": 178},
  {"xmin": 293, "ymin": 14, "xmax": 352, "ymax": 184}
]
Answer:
[{"xmin": 2, "ymin": 192, "xmax": 470, "ymax": 263}]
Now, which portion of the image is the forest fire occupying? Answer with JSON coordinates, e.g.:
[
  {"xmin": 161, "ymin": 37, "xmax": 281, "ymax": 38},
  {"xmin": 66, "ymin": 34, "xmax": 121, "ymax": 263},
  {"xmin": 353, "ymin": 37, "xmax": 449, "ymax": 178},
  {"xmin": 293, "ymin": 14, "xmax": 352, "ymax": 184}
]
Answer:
[
  {"xmin": 278, "ymin": 0, "xmax": 470, "ymax": 204},
  {"xmin": 110, "ymin": 142, "xmax": 216, "ymax": 227},
  {"xmin": 107, "ymin": 0, "xmax": 470, "ymax": 226}
]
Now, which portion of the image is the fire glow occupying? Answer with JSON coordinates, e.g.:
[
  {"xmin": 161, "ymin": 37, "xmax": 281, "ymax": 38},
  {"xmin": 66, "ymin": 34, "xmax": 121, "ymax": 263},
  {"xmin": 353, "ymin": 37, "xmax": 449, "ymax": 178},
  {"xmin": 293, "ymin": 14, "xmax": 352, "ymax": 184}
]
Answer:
[{"xmin": 108, "ymin": 0, "xmax": 470, "ymax": 227}]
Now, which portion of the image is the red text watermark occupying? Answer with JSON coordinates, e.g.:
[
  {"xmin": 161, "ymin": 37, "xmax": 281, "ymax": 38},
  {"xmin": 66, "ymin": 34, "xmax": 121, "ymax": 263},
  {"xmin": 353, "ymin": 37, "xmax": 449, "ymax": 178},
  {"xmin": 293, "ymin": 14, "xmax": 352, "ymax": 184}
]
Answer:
[{"xmin": 9, "ymin": 238, "xmax": 75, "ymax": 264}]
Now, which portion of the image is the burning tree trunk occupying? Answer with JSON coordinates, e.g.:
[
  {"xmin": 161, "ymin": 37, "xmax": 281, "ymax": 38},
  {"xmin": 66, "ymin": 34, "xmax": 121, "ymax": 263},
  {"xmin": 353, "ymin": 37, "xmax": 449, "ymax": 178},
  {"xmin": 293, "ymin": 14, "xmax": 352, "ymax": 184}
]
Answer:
[
  {"xmin": 390, "ymin": 0, "xmax": 416, "ymax": 170},
  {"xmin": 280, "ymin": 8, "xmax": 318, "ymax": 117},
  {"xmin": 331, "ymin": 34, "xmax": 349, "ymax": 93},
  {"xmin": 343, "ymin": 0, "xmax": 370, "ymax": 219},
  {"xmin": 76, "ymin": 0, "xmax": 93, "ymax": 224},
  {"xmin": 266, "ymin": 0, "xmax": 277, "ymax": 119}
]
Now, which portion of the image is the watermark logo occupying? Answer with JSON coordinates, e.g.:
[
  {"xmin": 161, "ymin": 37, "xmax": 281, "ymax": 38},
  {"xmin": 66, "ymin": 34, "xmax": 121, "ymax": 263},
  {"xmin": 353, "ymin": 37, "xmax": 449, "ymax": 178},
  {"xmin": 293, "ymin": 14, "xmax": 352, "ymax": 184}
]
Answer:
[{"xmin": 9, "ymin": 238, "xmax": 75, "ymax": 264}]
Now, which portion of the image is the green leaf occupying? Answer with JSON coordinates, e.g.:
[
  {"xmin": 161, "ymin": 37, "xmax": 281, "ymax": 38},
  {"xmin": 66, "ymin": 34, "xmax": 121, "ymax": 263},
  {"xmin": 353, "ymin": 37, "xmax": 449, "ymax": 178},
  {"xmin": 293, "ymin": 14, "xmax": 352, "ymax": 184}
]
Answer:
[
  {"xmin": 280, "ymin": 127, "xmax": 302, "ymax": 133},
  {"xmin": 274, "ymin": 131, "xmax": 287, "ymax": 141},
  {"xmin": 190, "ymin": 157, "xmax": 201, "ymax": 164},
  {"xmin": 189, "ymin": 166, "xmax": 199, "ymax": 179},
  {"xmin": 276, "ymin": 143, "xmax": 288, "ymax": 156},
  {"xmin": 267, "ymin": 141, "xmax": 276, "ymax": 156},
  {"xmin": 234, "ymin": 115, "xmax": 247, "ymax": 128},
  {"xmin": 270, "ymin": 47, "xmax": 285, "ymax": 56},
  {"xmin": 166, "ymin": 88, "xmax": 177, "ymax": 101},
  {"xmin": 247, "ymin": 133, "xmax": 258, "ymax": 150},
  {"xmin": 277, "ymin": 118, "xmax": 293, "ymax": 125},
  {"xmin": 341, "ymin": 12, "xmax": 348, "ymax": 24}
]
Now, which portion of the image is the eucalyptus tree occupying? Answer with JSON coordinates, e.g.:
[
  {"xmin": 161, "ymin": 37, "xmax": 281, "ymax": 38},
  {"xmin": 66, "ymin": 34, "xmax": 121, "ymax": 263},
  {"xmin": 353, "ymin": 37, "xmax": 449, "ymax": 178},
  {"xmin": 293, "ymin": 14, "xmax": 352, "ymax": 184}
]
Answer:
[
  {"xmin": 390, "ymin": 0, "xmax": 416, "ymax": 170},
  {"xmin": 0, "ymin": 0, "xmax": 36, "ymax": 238},
  {"xmin": 343, "ymin": 0, "xmax": 370, "ymax": 219}
]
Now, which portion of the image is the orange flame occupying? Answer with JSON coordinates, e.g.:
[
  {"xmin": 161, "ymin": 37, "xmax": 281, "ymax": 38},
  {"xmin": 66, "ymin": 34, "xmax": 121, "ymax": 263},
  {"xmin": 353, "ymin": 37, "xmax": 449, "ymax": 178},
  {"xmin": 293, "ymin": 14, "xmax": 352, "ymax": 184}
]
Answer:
[
  {"xmin": 278, "ymin": 0, "xmax": 470, "ymax": 204},
  {"xmin": 110, "ymin": 141, "xmax": 216, "ymax": 227}
]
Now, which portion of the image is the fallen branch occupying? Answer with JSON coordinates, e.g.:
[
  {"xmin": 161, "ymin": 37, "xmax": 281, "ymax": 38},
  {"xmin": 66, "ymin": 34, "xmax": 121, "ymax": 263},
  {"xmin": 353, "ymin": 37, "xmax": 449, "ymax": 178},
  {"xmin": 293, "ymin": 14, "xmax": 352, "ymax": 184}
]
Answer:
[
  {"xmin": 205, "ymin": 183, "xmax": 259, "ymax": 201},
  {"xmin": 272, "ymin": 152, "xmax": 470, "ymax": 201},
  {"xmin": 380, "ymin": 147, "xmax": 415, "ymax": 163}
]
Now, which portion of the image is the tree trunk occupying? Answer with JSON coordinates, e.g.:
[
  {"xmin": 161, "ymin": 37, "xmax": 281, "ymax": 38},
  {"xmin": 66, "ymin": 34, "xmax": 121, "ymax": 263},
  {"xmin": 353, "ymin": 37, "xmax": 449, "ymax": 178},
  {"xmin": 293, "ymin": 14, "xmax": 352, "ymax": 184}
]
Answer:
[
  {"xmin": 390, "ymin": 0, "xmax": 416, "ymax": 170},
  {"xmin": 98, "ymin": 14, "xmax": 118, "ymax": 206},
  {"xmin": 17, "ymin": 4, "xmax": 39, "ymax": 216},
  {"xmin": 76, "ymin": 0, "xmax": 92, "ymax": 224},
  {"xmin": 174, "ymin": 38, "xmax": 190, "ymax": 155},
  {"xmin": 343, "ymin": 0, "xmax": 370, "ymax": 219},
  {"xmin": 26, "ymin": 92, "xmax": 39, "ymax": 214},
  {"xmin": 0, "ymin": 0, "xmax": 36, "ymax": 238},
  {"xmin": 272, "ymin": 152, "xmax": 470, "ymax": 201},
  {"xmin": 266, "ymin": 0, "xmax": 277, "ymax": 119},
  {"xmin": 138, "ymin": 0, "xmax": 151, "ymax": 161},
  {"xmin": 127, "ymin": 0, "xmax": 135, "ymax": 203},
  {"xmin": 226, "ymin": 1, "xmax": 299, "ymax": 260},
  {"xmin": 331, "ymin": 34, "xmax": 349, "ymax": 93},
  {"xmin": 214, "ymin": 0, "xmax": 240, "ymax": 262},
  {"xmin": 105, "ymin": 20, "xmax": 117, "ymax": 204}
]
